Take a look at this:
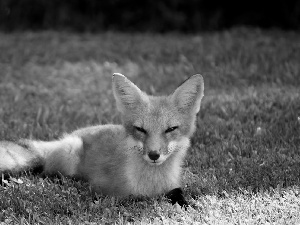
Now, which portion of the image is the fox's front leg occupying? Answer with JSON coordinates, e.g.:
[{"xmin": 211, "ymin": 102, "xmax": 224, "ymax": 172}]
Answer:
[{"xmin": 165, "ymin": 188, "xmax": 188, "ymax": 208}]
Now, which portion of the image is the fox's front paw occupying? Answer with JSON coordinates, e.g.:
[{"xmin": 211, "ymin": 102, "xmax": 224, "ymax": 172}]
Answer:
[{"xmin": 165, "ymin": 188, "xmax": 188, "ymax": 208}]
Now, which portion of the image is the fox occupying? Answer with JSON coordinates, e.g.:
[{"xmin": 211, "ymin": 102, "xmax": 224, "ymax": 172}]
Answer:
[{"xmin": 0, "ymin": 73, "xmax": 204, "ymax": 207}]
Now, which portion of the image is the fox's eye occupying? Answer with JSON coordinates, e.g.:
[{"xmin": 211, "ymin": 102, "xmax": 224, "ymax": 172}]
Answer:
[
  {"xmin": 165, "ymin": 126, "xmax": 178, "ymax": 133},
  {"xmin": 134, "ymin": 126, "xmax": 147, "ymax": 134}
]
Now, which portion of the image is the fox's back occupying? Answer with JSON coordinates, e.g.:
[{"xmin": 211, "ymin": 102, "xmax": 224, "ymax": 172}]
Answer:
[{"xmin": 74, "ymin": 124, "xmax": 131, "ymax": 195}]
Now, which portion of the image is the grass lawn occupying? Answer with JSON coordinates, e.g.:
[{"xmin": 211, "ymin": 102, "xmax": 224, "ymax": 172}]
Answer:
[{"xmin": 0, "ymin": 28, "xmax": 300, "ymax": 224}]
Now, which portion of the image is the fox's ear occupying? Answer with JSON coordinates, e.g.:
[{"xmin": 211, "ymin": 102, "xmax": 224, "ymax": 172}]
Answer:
[
  {"xmin": 171, "ymin": 74, "xmax": 204, "ymax": 114},
  {"xmin": 112, "ymin": 73, "xmax": 149, "ymax": 113}
]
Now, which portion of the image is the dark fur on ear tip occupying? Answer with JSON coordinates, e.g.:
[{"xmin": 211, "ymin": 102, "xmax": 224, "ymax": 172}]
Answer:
[{"xmin": 165, "ymin": 188, "xmax": 189, "ymax": 209}]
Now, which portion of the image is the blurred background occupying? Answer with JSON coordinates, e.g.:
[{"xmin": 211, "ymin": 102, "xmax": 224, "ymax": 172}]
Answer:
[{"xmin": 0, "ymin": 0, "xmax": 299, "ymax": 32}]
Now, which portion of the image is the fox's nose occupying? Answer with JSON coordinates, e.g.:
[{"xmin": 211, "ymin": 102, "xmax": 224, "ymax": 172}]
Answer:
[{"xmin": 148, "ymin": 151, "xmax": 160, "ymax": 161}]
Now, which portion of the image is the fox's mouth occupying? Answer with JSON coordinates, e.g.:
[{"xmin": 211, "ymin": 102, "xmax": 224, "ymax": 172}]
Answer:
[
  {"xmin": 149, "ymin": 160, "xmax": 163, "ymax": 165},
  {"xmin": 143, "ymin": 155, "xmax": 167, "ymax": 166}
]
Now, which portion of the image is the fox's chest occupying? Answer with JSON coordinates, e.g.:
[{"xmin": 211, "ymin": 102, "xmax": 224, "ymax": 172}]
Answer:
[{"xmin": 125, "ymin": 158, "xmax": 181, "ymax": 197}]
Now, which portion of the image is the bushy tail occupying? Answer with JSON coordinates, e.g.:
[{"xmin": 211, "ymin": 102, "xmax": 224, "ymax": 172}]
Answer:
[
  {"xmin": 0, "ymin": 140, "xmax": 42, "ymax": 173},
  {"xmin": 0, "ymin": 135, "xmax": 83, "ymax": 176}
]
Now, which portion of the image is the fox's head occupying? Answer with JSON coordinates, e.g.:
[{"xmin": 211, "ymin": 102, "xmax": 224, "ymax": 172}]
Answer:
[{"xmin": 112, "ymin": 73, "xmax": 204, "ymax": 166}]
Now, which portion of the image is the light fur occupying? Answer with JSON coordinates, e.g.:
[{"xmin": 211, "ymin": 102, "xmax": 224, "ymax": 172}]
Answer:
[{"xmin": 0, "ymin": 73, "xmax": 204, "ymax": 198}]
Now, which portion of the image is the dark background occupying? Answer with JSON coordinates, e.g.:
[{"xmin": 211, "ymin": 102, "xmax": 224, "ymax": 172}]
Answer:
[{"xmin": 0, "ymin": 0, "xmax": 299, "ymax": 32}]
